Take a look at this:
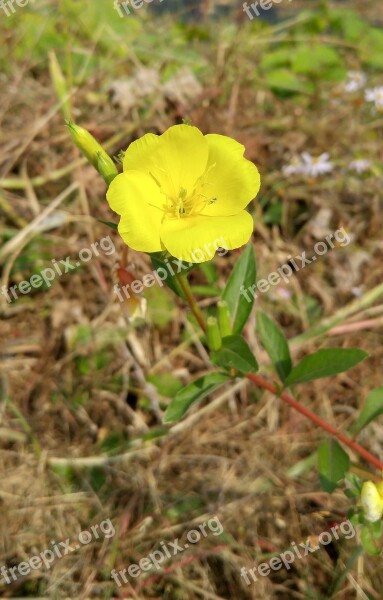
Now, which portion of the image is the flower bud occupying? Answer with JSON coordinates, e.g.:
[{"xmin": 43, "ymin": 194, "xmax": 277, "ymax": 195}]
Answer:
[
  {"xmin": 207, "ymin": 316, "xmax": 222, "ymax": 352},
  {"xmin": 361, "ymin": 481, "xmax": 383, "ymax": 522},
  {"xmin": 217, "ymin": 300, "xmax": 232, "ymax": 338},
  {"xmin": 66, "ymin": 122, "xmax": 118, "ymax": 184},
  {"xmin": 96, "ymin": 152, "xmax": 118, "ymax": 185}
]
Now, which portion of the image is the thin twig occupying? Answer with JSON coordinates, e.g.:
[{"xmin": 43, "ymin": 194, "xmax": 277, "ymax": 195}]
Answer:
[{"xmin": 246, "ymin": 373, "xmax": 383, "ymax": 472}]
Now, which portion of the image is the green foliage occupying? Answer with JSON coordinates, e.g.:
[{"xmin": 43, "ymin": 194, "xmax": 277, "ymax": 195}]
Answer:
[
  {"xmin": 290, "ymin": 45, "xmax": 345, "ymax": 81},
  {"xmin": 97, "ymin": 219, "xmax": 118, "ymax": 231},
  {"xmin": 163, "ymin": 373, "xmax": 230, "ymax": 423},
  {"xmin": 318, "ymin": 438, "xmax": 350, "ymax": 493},
  {"xmin": 148, "ymin": 373, "xmax": 184, "ymax": 397},
  {"xmin": 165, "ymin": 495, "xmax": 205, "ymax": 520},
  {"xmin": 329, "ymin": 9, "xmax": 368, "ymax": 42},
  {"xmin": 211, "ymin": 335, "xmax": 258, "ymax": 375},
  {"xmin": 284, "ymin": 348, "xmax": 368, "ymax": 386},
  {"xmin": 146, "ymin": 285, "xmax": 177, "ymax": 328},
  {"xmin": 150, "ymin": 253, "xmax": 190, "ymax": 299},
  {"xmin": 344, "ymin": 473, "xmax": 363, "ymax": 499},
  {"xmin": 256, "ymin": 312, "xmax": 292, "ymax": 383},
  {"xmin": 259, "ymin": 48, "xmax": 290, "ymax": 71},
  {"xmin": 360, "ymin": 521, "xmax": 382, "ymax": 556},
  {"xmin": 221, "ymin": 244, "xmax": 256, "ymax": 334},
  {"xmin": 351, "ymin": 387, "xmax": 383, "ymax": 434},
  {"xmin": 260, "ymin": 41, "xmax": 346, "ymax": 96},
  {"xmin": 264, "ymin": 69, "xmax": 315, "ymax": 96},
  {"xmin": 359, "ymin": 28, "xmax": 383, "ymax": 68}
]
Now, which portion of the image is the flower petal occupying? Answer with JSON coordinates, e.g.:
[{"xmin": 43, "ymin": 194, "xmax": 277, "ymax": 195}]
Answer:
[
  {"xmin": 124, "ymin": 125, "xmax": 209, "ymax": 201},
  {"xmin": 123, "ymin": 132, "xmax": 160, "ymax": 172},
  {"xmin": 361, "ymin": 482, "xmax": 383, "ymax": 523},
  {"xmin": 154, "ymin": 125, "xmax": 209, "ymax": 199},
  {"xmin": 199, "ymin": 134, "xmax": 260, "ymax": 217},
  {"xmin": 107, "ymin": 171, "xmax": 164, "ymax": 253},
  {"xmin": 160, "ymin": 211, "xmax": 253, "ymax": 263}
]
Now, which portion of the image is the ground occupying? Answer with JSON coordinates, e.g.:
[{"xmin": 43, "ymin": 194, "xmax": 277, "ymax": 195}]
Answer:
[{"xmin": 0, "ymin": 0, "xmax": 383, "ymax": 598}]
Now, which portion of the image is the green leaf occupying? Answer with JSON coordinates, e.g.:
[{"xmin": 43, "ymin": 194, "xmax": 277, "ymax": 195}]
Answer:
[
  {"xmin": 97, "ymin": 219, "xmax": 118, "ymax": 230},
  {"xmin": 369, "ymin": 519, "xmax": 383, "ymax": 539},
  {"xmin": 149, "ymin": 253, "xmax": 187, "ymax": 299},
  {"xmin": 360, "ymin": 524, "xmax": 382, "ymax": 556},
  {"xmin": 265, "ymin": 69, "xmax": 315, "ymax": 95},
  {"xmin": 285, "ymin": 349, "xmax": 368, "ymax": 386},
  {"xmin": 291, "ymin": 45, "xmax": 342, "ymax": 76},
  {"xmin": 318, "ymin": 438, "xmax": 350, "ymax": 493},
  {"xmin": 211, "ymin": 335, "xmax": 258, "ymax": 375},
  {"xmin": 344, "ymin": 472, "xmax": 362, "ymax": 498},
  {"xmin": 147, "ymin": 373, "xmax": 183, "ymax": 397},
  {"xmin": 256, "ymin": 312, "xmax": 292, "ymax": 383},
  {"xmin": 222, "ymin": 244, "xmax": 256, "ymax": 334},
  {"xmin": 360, "ymin": 28, "xmax": 383, "ymax": 69},
  {"xmin": 163, "ymin": 373, "xmax": 230, "ymax": 423},
  {"xmin": 328, "ymin": 545, "xmax": 364, "ymax": 596},
  {"xmin": 259, "ymin": 48, "xmax": 291, "ymax": 71},
  {"xmin": 351, "ymin": 387, "xmax": 383, "ymax": 434}
]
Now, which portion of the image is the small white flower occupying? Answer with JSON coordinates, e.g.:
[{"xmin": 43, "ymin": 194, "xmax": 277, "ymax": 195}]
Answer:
[
  {"xmin": 302, "ymin": 153, "xmax": 334, "ymax": 176},
  {"xmin": 365, "ymin": 86, "xmax": 383, "ymax": 109},
  {"xmin": 343, "ymin": 71, "xmax": 366, "ymax": 93},
  {"xmin": 348, "ymin": 159, "xmax": 372, "ymax": 174},
  {"xmin": 283, "ymin": 153, "xmax": 334, "ymax": 178},
  {"xmin": 282, "ymin": 158, "xmax": 304, "ymax": 176}
]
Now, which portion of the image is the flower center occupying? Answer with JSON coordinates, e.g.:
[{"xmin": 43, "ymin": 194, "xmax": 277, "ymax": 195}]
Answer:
[{"xmin": 149, "ymin": 167, "xmax": 217, "ymax": 220}]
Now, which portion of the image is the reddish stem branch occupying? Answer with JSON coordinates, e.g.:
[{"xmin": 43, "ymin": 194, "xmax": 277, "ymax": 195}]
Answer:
[{"xmin": 246, "ymin": 373, "xmax": 383, "ymax": 472}]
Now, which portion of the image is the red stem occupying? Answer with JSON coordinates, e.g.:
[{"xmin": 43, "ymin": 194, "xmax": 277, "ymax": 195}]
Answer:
[{"xmin": 246, "ymin": 373, "xmax": 383, "ymax": 472}]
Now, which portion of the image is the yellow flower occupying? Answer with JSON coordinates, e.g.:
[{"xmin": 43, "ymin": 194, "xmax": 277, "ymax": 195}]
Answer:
[
  {"xmin": 106, "ymin": 125, "xmax": 260, "ymax": 263},
  {"xmin": 361, "ymin": 481, "xmax": 383, "ymax": 522}
]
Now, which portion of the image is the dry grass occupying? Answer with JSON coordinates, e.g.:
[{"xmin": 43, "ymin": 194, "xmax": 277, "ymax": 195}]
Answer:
[{"xmin": 1, "ymin": 1, "xmax": 383, "ymax": 598}]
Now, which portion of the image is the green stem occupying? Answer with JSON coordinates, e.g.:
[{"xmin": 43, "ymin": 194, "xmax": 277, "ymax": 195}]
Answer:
[{"xmin": 176, "ymin": 274, "xmax": 207, "ymax": 333}]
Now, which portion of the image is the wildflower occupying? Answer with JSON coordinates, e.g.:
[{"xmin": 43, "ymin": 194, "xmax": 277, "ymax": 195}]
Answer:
[
  {"xmin": 361, "ymin": 481, "xmax": 383, "ymax": 522},
  {"xmin": 282, "ymin": 157, "xmax": 304, "ymax": 176},
  {"xmin": 348, "ymin": 159, "xmax": 372, "ymax": 174},
  {"xmin": 106, "ymin": 125, "xmax": 260, "ymax": 263},
  {"xmin": 343, "ymin": 71, "xmax": 366, "ymax": 93},
  {"xmin": 283, "ymin": 153, "xmax": 334, "ymax": 178},
  {"xmin": 365, "ymin": 87, "xmax": 383, "ymax": 110}
]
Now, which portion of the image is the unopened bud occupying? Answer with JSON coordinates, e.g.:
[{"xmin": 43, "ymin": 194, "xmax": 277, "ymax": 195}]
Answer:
[
  {"xmin": 217, "ymin": 300, "xmax": 232, "ymax": 338},
  {"xmin": 97, "ymin": 152, "xmax": 118, "ymax": 185},
  {"xmin": 207, "ymin": 316, "xmax": 222, "ymax": 352},
  {"xmin": 66, "ymin": 122, "xmax": 118, "ymax": 184}
]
